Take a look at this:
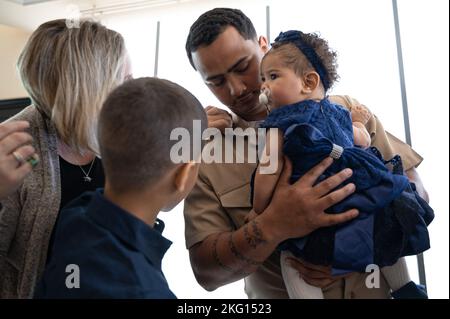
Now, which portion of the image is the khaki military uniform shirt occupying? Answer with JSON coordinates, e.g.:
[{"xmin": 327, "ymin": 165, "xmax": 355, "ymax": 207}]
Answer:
[{"xmin": 184, "ymin": 95, "xmax": 423, "ymax": 299}]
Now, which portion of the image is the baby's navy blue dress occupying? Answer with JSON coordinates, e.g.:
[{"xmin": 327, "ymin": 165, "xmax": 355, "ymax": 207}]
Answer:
[{"xmin": 257, "ymin": 98, "xmax": 434, "ymax": 274}]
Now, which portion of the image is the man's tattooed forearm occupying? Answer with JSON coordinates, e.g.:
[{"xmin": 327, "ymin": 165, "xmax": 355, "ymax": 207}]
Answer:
[
  {"xmin": 212, "ymin": 233, "xmax": 255, "ymax": 277},
  {"xmin": 228, "ymin": 232, "xmax": 262, "ymax": 266},
  {"xmin": 243, "ymin": 223, "xmax": 255, "ymax": 249},
  {"xmin": 244, "ymin": 220, "xmax": 267, "ymax": 249},
  {"xmin": 213, "ymin": 233, "xmax": 234, "ymax": 273},
  {"xmin": 252, "ymin": 220, "xmax": 267, "ymax": 244}
]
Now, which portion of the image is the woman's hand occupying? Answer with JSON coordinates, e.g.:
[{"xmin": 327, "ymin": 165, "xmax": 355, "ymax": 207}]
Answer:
[{"xmin": 0, "ymin": 121, "xmax": 38, "ymax": 200}]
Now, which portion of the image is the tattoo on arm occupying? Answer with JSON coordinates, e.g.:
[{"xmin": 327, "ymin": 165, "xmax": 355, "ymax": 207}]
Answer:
[
  {"xmin": 212, "ymin": 233, "xmax": 255, "ymax": 277},
  {"xmin": 213, "ymin": 233, "xmax": 234, "ymax": 273},
  {"xmin": 243, "ymin": 223, "xmax": 253, "ymax": 248},
  {"xmin": 244, "ymin": 220, "xmax": 267, "ymax": 249},
  {"xmin": 228, "ymin": 232, "xmax": 263, "ymax": 266}
]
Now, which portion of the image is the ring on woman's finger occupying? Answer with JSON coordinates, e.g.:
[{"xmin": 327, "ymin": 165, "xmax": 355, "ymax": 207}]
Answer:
[
  {"xmin": 12, "ymin": 151, "xmax": 26, "ymax": 165},
  {"xmin": 27, "ymin": 153, "xmax": 39, "ymax": 167}
]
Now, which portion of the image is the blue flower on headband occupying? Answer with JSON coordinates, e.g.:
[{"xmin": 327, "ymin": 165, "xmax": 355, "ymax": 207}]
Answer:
[{"xmin": 274, "ymin": 30, "xmax": 330, "ymax": 91}]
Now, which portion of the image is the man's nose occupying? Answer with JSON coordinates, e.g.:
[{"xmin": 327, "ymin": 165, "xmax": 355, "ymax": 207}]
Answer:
[{"xmin": 227, "ymin": 76, "xmax": 246, "ymax": 97}]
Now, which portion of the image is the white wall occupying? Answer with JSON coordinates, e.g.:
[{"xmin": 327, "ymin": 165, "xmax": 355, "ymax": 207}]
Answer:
[
  {"xmin": 0, "ymin": 0, "xmax": 72, "ymax": 31},
  {"xmin": 0, "ymin": 24, "xmax": 30, "ymax": 99},
  {"xmin": 397, "ymin": 0, "xmax": 449, "ymax": 298}
]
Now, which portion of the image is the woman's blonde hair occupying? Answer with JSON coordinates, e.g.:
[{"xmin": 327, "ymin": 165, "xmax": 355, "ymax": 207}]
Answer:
[{"xmin": 17, "ymin": 19, "xmax": 126, "ymax": 154}]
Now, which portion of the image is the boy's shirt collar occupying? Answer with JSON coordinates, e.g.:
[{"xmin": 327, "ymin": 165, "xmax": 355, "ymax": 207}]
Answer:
[{"xmin": 86, "ymin": 189, "xmax": 172, "ymax": 268}]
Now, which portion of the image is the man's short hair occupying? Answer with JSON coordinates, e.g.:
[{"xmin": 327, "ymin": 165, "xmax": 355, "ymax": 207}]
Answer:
[
  {"xmin": 185, "ymin": 8, "xmax": 257, "ymax": 70},
  {"xmin": 98, "ymin": 77, "xmax": 207, "ymax": 193}
]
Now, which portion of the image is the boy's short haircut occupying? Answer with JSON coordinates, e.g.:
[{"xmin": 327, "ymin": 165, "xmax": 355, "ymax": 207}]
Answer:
[
  {"xmin": 185, "ymin": 8, "xmax": 257, "ymax": 70},
  {"xmin": 98, "ymin": 77, "xmax": 207, "ymax": 193}
]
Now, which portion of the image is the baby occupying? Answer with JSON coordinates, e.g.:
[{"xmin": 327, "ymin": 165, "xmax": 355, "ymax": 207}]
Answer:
[{"xmin": 253, "ymin": 30, "xmax": 433, "ymax": 299}]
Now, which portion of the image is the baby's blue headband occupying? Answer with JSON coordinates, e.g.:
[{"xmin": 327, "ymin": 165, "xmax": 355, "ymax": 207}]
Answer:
[{"xmin": 273, "ymin": 30, "xmax": 330, "ymax": 91}]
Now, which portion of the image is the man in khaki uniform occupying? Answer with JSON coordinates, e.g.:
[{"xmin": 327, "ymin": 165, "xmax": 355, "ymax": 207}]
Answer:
[{"xmin": 184, "ymin": 8, "xmax": 426, "ymax": 299}]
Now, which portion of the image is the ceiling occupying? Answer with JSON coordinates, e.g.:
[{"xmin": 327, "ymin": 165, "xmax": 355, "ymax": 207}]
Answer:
[
  {"xmin": 5, "ymin": 0, "xmax": 58, "ymax": 4},
  {"xmin": 0, "ymin": 0, "xmax": 196, "ymax": 31}
]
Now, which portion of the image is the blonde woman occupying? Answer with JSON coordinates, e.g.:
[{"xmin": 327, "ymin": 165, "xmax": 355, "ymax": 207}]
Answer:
[{"xmin": 0, "ymin": 19, "xmax": 131, "ymax": 298}]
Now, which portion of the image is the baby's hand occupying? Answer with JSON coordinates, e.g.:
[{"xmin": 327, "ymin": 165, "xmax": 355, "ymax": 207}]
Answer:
[
  {"xmin": 353, "ymin": 122, "xmax": 371, "ymax": 148},
  {"xmin": 351, "ymin": 104, "xmax": 371, "ymax": 125}
]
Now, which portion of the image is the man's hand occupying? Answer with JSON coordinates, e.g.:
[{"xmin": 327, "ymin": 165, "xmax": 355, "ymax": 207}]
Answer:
[
  {"xmin": 205, "ymin": 106, "xmax": 232, "ymax": 133},
  {"xmin": 260, "ymin": 158, "xmax": 359, "ymax": 287},
  {"xmin": 262, "ymin": 157, "xmax": 359, "ymax": 242},
  {"xmin": 287, "ymin": 257, "xmax": 350, "ymax": 288}
]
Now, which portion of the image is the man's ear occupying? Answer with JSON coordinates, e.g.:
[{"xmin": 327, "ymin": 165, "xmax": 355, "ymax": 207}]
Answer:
[
  {"xmin": 258, "ymin": 35, "xmax": 269, "ymax": 54},
  {"xmin": 173, "ymin": 161, "xmax": 197, "ymax": 193},
  {"xmin": 302, "ymin": 71, "xmax": 321, "ymax": 94}
]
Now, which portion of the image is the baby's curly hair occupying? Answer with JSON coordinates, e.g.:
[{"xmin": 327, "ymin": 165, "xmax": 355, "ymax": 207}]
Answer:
[{"xmin": 266, "ymin": 32, "xmax": 339, "ymax": 90}]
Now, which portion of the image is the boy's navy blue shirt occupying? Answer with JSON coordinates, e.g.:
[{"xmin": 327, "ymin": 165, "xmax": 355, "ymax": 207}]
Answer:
[{"xmin": 35, "ymin": 189, "xmax": 176, "ymax": 299}]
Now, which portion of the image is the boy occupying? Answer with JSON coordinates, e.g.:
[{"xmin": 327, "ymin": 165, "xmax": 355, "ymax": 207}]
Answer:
[{"xmin": 35, "ymin": 77, "xmax": 207, "ymax": 298}]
